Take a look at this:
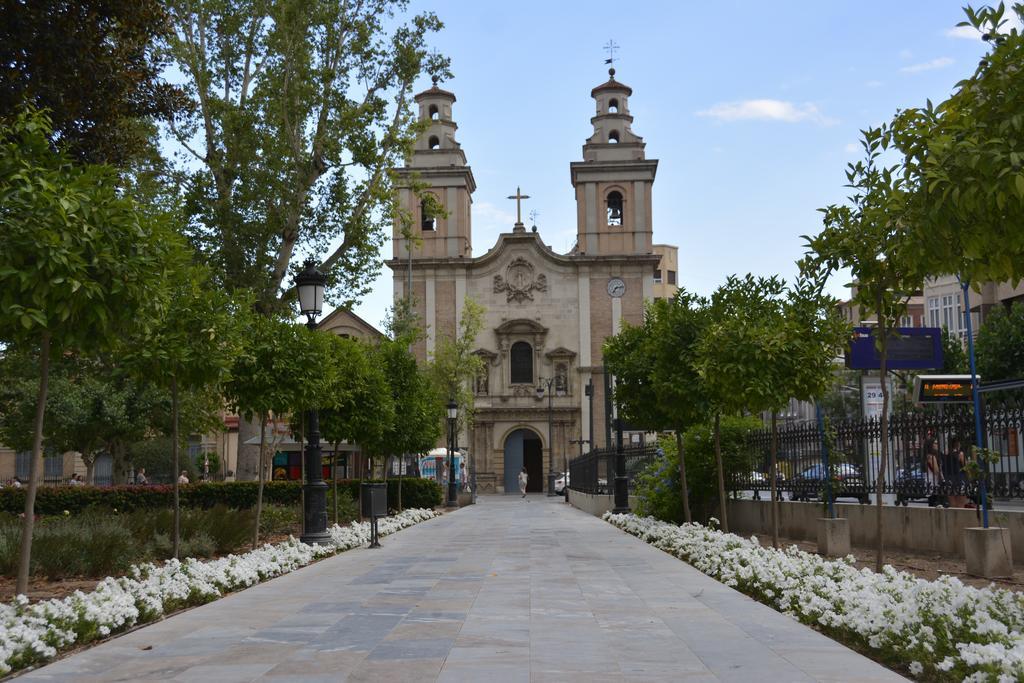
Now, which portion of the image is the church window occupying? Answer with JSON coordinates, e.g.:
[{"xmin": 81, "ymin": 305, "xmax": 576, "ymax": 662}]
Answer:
[
  {"xmin": 653, "ymin": 269, "xmax": 662, "ymax": 284},
  {"xmin": 428, "ymin": 135, "xmax": 440, "ymax": 149},
  {"xmin": 510, "ymin": 342, "xmax": 533, "ymax": 384},
  {"xmin": 606, "ymin": 191, "xmax": 623, "ymax": 226},
  {"xmin": 608, "ymin": 98, "xmax": 619, "ymax": 113},
  {"xmin": 667, "ymin": 270, "xmax": 677, "ymax": 285},
  {"xmin": 421, "ymin": 199, "xmax": 436, "ymax": 231},
  {"xmin": 608, "ymin": 130, "xmax": 620, "ymax": 144},
  {"xmin": 429, "ymin": 104, "xmax": 439, "ymax": 120}
]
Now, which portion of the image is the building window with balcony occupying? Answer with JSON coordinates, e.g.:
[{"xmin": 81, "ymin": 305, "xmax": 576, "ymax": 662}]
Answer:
[{"xmin": 653, "ymin": 269, "xmax": 662, "ymax": 284}]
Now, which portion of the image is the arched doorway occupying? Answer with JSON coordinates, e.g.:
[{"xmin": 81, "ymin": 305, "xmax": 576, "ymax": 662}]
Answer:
[{"xmin": 503, "ymin": 428, "xmax": 544, "ymax": 493}]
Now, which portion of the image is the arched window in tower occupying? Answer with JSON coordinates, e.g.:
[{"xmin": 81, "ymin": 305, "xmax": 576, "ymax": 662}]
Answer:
[
  {"xmin": 428, "ymin": 135, "xmax": 440, "ymax": 150},
  {"xmin": 421, "ymin": 199, "xmax": 436, "ymax": 231},
  {"xmin": 608, "ymin": 130, "xmax": 620, "ymax": 144},
  {"xmin": 429, "ymin": 104, "xmax": 439, "ymax": 120},
  {"xmin": 510, "ymin": 342, "xmax": 533, "ymax": 384},
  {"xmin": 606, "ymin": 191, "xmax": 624, "ymax": 226},
  {"xmin": 608, "ymin": 98, "xmax": 619, "ymax": 113}
]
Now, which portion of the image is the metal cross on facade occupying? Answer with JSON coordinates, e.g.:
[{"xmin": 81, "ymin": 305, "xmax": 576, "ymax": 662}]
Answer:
[
  {"xmin": 529, "ymin": 209, "xmax": 539, "ymax": 225},
  {"xmin": 604, "ymin": 39, "xmax": 619, "ymax": 65},
  {"xmin": 507, "ymin": 186, "xmax": 530, "ymax": 225}
]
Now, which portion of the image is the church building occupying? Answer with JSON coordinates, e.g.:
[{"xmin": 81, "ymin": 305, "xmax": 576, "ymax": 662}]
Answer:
[{"xmin": 387, "ymin": 69, "xmax": 675, "ymax": 494}]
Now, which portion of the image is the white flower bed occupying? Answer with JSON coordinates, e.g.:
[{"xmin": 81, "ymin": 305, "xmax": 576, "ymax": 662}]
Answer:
[
  {"xmin": 604, "ymin": 512, "xmax": 1024, "ymax": 683},
  {"xmin": 0, "ymin": 508, "xmax": 438, "ymax": 676}
]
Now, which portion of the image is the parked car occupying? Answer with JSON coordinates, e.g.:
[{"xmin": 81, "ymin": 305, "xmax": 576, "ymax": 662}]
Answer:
[
  {"xmin": 554, "ymin": 473, "xmax": 569, "ymax": 494},
  {"xmin": 789, "ymin": 463, "xmax": 869, "ymax": 504}
]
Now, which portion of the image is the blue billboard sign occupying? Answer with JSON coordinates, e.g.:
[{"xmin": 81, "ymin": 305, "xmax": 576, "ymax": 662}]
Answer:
[{"xmin": 845, "ymin": 327, "xmax": 944, "ymax": 371}]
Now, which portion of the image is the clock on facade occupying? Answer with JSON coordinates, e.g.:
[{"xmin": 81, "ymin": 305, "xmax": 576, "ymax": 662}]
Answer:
[{"xmin": 607, "ymin": 277, "xmax": 626, "ymax": 298}]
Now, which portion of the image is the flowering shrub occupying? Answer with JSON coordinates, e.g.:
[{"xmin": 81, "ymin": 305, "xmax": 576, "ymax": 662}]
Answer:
[
  {"xmin": 604, "ymin": 512, "xmax": 1024, "ymax": 682},
  {"xmin": 0, "ymin": 508, "xmax": 438, "ymax": 676}
]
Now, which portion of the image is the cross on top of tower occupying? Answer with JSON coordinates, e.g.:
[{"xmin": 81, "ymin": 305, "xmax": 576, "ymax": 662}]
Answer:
[
  {"xmin": 603, "ymin": 39, "xmax": 619, "ymax": 77},
  {"xmin": 507, "ymin": 186, "xmax": 530, "ymax": 233}
]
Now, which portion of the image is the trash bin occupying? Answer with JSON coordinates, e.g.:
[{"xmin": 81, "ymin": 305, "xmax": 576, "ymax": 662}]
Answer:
[{"xmin": 360, "ymin": 482, "xmax": 387, "ymax": 548}]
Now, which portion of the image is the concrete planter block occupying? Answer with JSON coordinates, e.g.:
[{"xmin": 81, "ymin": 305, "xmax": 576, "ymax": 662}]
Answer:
[
  {"xmin": 817, "ymin": 517, "xmax": 851, "ymax": 557},
  {"xmin": 965, "ymin": 526, "xmax": 1013, "ymax": 579}
]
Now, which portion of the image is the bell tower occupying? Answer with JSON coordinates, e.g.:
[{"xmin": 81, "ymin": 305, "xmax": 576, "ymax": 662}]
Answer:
[
  {"xmin": 569, "ymin": 69, "xmax": 657, "ymax": 255},
  {"xmin": 393, "ymin": 79, "xmax": 475, "ymax": 261}
]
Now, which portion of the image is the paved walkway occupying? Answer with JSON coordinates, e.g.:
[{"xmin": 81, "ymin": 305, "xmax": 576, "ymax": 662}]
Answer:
[{"xmin": 24, "ymin": 496, "xmax": 903, "ymax": 682}]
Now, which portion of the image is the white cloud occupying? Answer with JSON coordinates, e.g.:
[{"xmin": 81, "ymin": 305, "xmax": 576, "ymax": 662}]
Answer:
[
  {"xmin": 865, "ymin": 80, "xmax": 884, "ymax": 88},
  {"xmin": 473, "ymin": 201, "xmax": 516, "ymax": 234},
  {"xmin": 900, "ymin": 57, "xmax": 953, "ymax": 74},
  {"xmin": 696, "ymin": 99, "xmax": 836, "ymax": 125},
  {"xmin": 844, "ymin": 142, "xmax": 860, "ymax": 153}
]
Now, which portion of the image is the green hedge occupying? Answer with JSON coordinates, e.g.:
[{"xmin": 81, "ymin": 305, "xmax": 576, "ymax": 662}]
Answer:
[{"xmin": 0, "ymin": 478, "xmax": 443, "ymax": 516}]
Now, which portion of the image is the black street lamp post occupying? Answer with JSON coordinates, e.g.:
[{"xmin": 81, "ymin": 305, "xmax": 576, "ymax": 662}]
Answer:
[
  {"xmin": 612, "ymin": 413, "xmax": 630, "ymax": 513},
  {"xmin": 536, "ymin": 378, "xmax": 556, "ymax": 496},
  {"xmin": 568, "ymin": 437, "xmax": 589, "ymax": 502},
  {"xmin": 295, "ymin": 258, "xmax": 331, "ymax": 545},
  {"xmin": 446, "ymin": 398, "xmax": 458, "ymax": 508}
]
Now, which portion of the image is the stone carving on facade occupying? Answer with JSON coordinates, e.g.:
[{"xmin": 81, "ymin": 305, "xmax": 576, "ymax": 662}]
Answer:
[{"xmin": 493, "ymin": 257, "xmax": 547, "ymax": 303}]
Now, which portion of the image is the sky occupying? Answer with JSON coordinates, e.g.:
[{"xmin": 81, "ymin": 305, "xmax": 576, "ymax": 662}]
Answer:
[{"xmin": 351, "ymin": 0, "xmax": 1004, "ymax": 330}]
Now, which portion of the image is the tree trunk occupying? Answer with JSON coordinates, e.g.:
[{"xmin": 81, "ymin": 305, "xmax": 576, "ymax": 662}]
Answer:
[
  {"xmin": 713, "ymin": 412, "xmax": 729, "ymax": 533},
  {"xmin": 875, "ymin": 293, "xmax": 889, "ymax": 573},
  {"xmin": 111, "ymin": 440, "xmax": 130, "ymax": 484},
  {"xmin": 236, "ymin": 414, "xmax": 262, "ymax": 481},
  {"xmin": 16, "ymin": 332, "xmax": 51, "ymax": 596},
  {"xmin": 770, "ymin": 410, "xmax": 779, "ymax": 549},
  {"xmin": 676, "ymin": 430, "xmax": 692, "ymax": 524},
  {"xmin": 172, "ymin": 377, "xmax": 181, "ymax": 559},
  {"xmin": 84, "ymin": 454, "xmax": 95, "ymax": 485},
  {"xmin": 253, "ymin": 412, "xmax": 267, "ymax": 549}
]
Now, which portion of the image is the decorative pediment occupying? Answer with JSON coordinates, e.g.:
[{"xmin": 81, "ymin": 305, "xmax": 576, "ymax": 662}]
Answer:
[
  {"xmin": 545, "ymin": 347, "xmax": 577, "ymax": 360},
  {"xmin": 493, "ymin": 257, "xmax": 547, "ymax": 303},
  {"xmin": 472, "ymin": 348, "xmax": 498, "ymax": 359},
  {"xmin": 495, "ymin": 318, "xmax": 548, "ymax": 336}
]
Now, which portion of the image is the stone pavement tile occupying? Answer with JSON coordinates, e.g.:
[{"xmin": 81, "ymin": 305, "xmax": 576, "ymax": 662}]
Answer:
[
  {"xmin": 345, "ymin": 657, "xmax": 444, "ymax": 683},
  {"xmin": 775, "ymin": 646, "xmax": 906, "ymax": 683},
  {"xmin": 366, "ymin": 637, "xmax": 454, "ymax": 660},
  {"xmin": 261, "ymin": 648, "xmax": 366, "ymax": 677},
  {"xmin": 529, "ymin": 670, "xmax": 625, "ymax": 682},
  {"xmin": 387, "ymin": 619, "xmax": 464, "ymax": 640},
  {"xmin": 170, "ymin": 662, "xmax": 279, "ymax": 682},
  {"xmin": 437, "ymin": 662, "xmax": 530, "ymax": 683}
]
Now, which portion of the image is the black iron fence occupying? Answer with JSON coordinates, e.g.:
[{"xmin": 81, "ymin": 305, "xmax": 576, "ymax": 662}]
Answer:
[
  {"xmin": 734, "ymin": 400, "xmax": 1024, "ymax": 502},
  {"xmin": 569, "ymin": 445, "xmax": 658, "ymax": 495}
]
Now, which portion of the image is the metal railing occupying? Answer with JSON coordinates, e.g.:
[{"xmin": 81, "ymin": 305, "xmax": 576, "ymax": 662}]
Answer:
[
  {"xmin": 569, "ymin": 445, "xmax": 658, "ymax": 495},
  {"xmin": 733, "ymin": 399, "xmax": 1024, "ymax": 502}
]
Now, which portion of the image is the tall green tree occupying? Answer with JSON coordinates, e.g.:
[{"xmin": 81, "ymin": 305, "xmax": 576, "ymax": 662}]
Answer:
[
  {"xmin": 226, "ymin": 317, "xmax": 335, "ymax": 546},
  {"xmin": 605, "ymin": 291, "xmax": 712, "ymax": 524},
  {"xmin": 892, "ymin": 3, "xmax": 1024, "ymax": 289},
  {"xmin": 163, "ymin": 0, "xmax": 449, "ymax": 310},
  {"xmin": 428, "ymin": 298, "xmax": 485, "ymax": 434},
  {"xmin": 695, "ymin": 274, "xmax": 790, "ymax": 537},
  {"xmin": 805, "ymin": 126, "xmax": 913, "ymax": 571},
  {"xmin": 0, "ymin": 110, "xmax": 175, "ymax": 594},
  {"xmin": 0, "ymin": 0, "xmax": 184, "ymax": 166},
  {"xmin": 976, "ymin": 302, "xmax": 1024, "ymax": 381},
  {"xmin": 124, "ymin": 262, "xmax": 248, "ymax": 557}
]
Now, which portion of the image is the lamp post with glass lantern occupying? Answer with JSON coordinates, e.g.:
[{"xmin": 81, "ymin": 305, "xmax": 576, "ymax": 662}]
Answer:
[
  {"xmin": 536, "ymin": 377, "xmax": 556, "ymax": 496},
  {"xmin": 446, "ymin": 398, "xmax": 458, "ymax": 508},
  {"xmin": 295, "ymin": 259, "xmax": 331, "ymax": 545}
]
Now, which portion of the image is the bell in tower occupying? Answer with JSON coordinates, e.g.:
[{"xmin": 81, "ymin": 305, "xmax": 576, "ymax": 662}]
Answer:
[
  {"xmin": 392, "ymin": 78, "xmax": 476, "ymax": 261},
  {"xmin": 570, "ymin": 69, "xmax": 658, "ymax": 255}
]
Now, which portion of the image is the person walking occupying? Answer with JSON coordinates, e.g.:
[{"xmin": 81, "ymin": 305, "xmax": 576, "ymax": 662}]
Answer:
[
  {"xmin": 518, "ymin": 466, "xmax": 528, "ymax": 498},
  {"xmin": 925, "ymin": 442, "xmax": 944, "ymax": 507},
  {"xmin": 178, "ymin": 470, "xmax": 190, "ymax": 485},
  {"xmin": 135, "ymin": 468, "xmax": 148, "ymax": 485}
]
